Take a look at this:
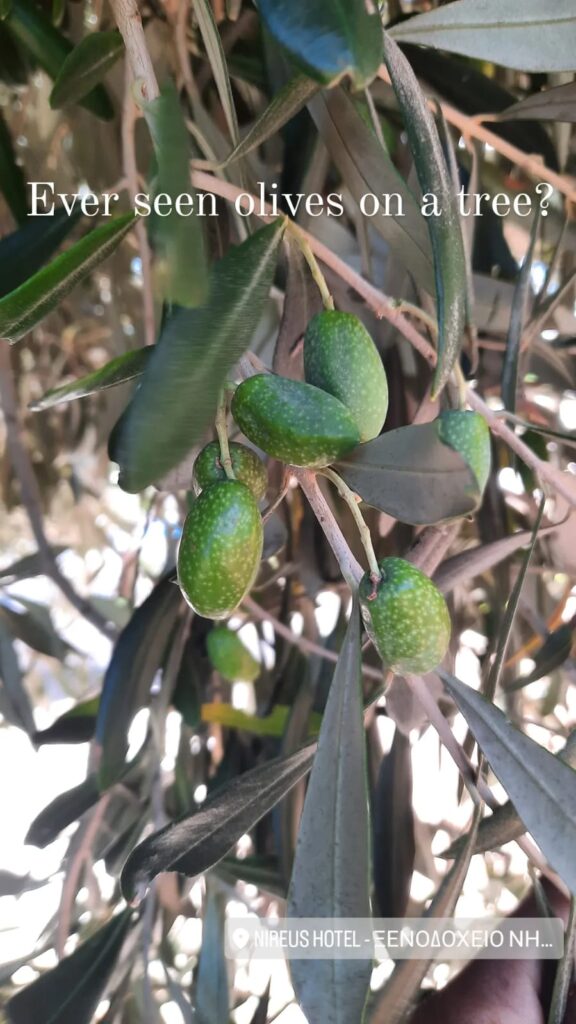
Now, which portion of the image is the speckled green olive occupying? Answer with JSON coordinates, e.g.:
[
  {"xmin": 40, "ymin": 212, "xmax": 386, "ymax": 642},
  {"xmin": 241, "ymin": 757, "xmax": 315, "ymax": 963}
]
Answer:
[
  {"xmin": 194, "ymin": 441, "xmax": 268, "ymax": 501},
  {"xmin": 177, "ymin": 481, "xmax": 263, "ymax": 619},
  {"xmin": 231, "ymin": 373, "xmax": 360, "ymax": 469},
  {"xmin": 207, "ymin": 626, "xmax": 260, "ymax": 682},
  {"xmin": 304, "ymin": 310, "xmax": 389, "ymax": 442},
  {"xmin": 437, "ymin": 410, "xmax": 491, "ymax": 495},
  {"xmin": 359, "ymin": 557, "xmax": 451, "ymax": 674}
]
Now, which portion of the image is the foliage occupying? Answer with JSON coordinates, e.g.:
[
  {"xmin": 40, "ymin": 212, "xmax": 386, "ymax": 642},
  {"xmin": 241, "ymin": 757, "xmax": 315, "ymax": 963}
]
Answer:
[{"xmin": 1, "ymin": 2, "xmax": 576, "ymax": 1024}]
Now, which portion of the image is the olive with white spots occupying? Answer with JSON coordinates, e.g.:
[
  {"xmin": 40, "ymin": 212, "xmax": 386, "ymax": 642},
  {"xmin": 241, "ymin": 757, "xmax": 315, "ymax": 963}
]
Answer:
[
  {"xmin": 437, "ymin": 410, "xmax": 491, "ymax": 495},
  {"xmin": 304, "ymin": 310, "xmax": 389, "ymax": 442},
  {"xmin": 177, "ymin": 480, "xmax": 263, "ymax": 619},
  {"xmin": 359, "ymin": 557, "xmax": 451, "ymax": 674},
  {"xmin": 231, "ymin": 373, "xmax": 360, "ymax": 469},
  {"xmin": 207, "ymin": 626, "xmax": 260, "ymax": 682},
  {"xmin": 194, "ymin": 441, "xmax": 268, "ymax": 501}
]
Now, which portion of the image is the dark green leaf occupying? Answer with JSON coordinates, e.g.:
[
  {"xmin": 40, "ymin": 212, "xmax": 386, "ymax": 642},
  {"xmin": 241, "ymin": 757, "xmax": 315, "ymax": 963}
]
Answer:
[
  {"xmin": 373, "ymin": 729, "xmax": 415, "ymax": 919},
  {"xmin": 383, "ymin": 33, "xmax": 467, "ymax": 397},
  {"xmin": 6, "ymin": 909, "xmax": 133, "ymax": 1024},
  {"xmin": 193, "ymin": 886, "xmax": 229, "ymax": 1024},
  {"xmin": 0, "ymin": 212, "xmax": 135, "ymax": 342},
  {"xmin": 33, "ymin": 697, "xmax": 98, "ymax": 746},
  {"xmin": 440, "ymin": 670, "xmax": 576, "ymax": 894},
  {"xmin": 0, "ymin": 620, "xmax": 34, "ymax": 735},
  {"xmin": 121, "ymin": 743, "xmax": 316, "ymax": 902},
  {"xmin": 4, "ymin": 0, "xmax": 113, "ymax": 119},
  {"xmin": 508, "ymin": 623, "xmax": 575, "ymax": 691},
  {"xmin": 336, "ymin": 421, "xmax": 479, "ymax": 526},
  {"xmin": 111, "ymin": 220, "xmax": 283, "ymax": 493},
  {"xmin": 50, "ymin": 30, "xmax": 123, "ymax": 109},
  {"xmin": 500, "ymin": 81, "xmax": 576, "ymax": 123},
  {"xmin": 217, "ymin": 854, "xmax": 286, "ymax": 897},
  {"xmin": 0, "ymin": 108, "xmax": 27, "ymax": 223},
  {"xmin": 0, "ymin": 598, "xmax": 71, "ymax": 660},
  {"xmin": 287, "ymin": 605, "xmax": 371, "ymax": 1024},
  {"xmin": 433, "ymin": 524, "xmax": 559, "ymax": 594},
  {"xmin": 223, "ymin": 72, "xmax": 319, "ymax": 166},
  {"xmin": 0, "ymin": 209, "xmax": 81, "ymax": 299},
  {"xmin": 390, "ymin": 0, "xmax": 576, "ymax": 74},
  {"xmin": 144, "ymin": 83, "xmax": 208, "ymax": 307},
  {"xmin": 258, "ymin": 0, "xmax": 383, "ymax": 89},
  {"xmin": 95, "ymin": 575, "xmax": 182, "ymax": 789},
  {"xmin": 30, "ymin": 347, "xmax": 151, "ymax": 411},
  {"xmin": 308, "ymin": 88, "xmax": 434, "ymax": 292},
  {"xmin": 502, "ymin": 209, "xmax": 539, "ymax": 412},
  {"xmin": 25, "ymin": 774, "xmax": 100, "ymax": 847}
]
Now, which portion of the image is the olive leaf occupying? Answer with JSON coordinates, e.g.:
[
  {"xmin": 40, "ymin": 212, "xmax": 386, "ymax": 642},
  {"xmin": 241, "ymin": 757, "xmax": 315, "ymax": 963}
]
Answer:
[
  {"xmin": 390, "ymin": 0, "xmax": 576, "ymax": 74},
  {"xmin": 121, "ymin": 743, "xmax": 316, "ymax": 902},
  {"xmin": 287, "ymin": 605, "xmax": 372, "ymax": 1024},
  {"xmin": 0, "ymin": 208, "xmax": 81, "ymax": 299},
  {"xmin": 4, "ymin": 0, "xmax": 113, "ymax": 119},
  {"xmin": 30, "ymin": 348, "xmax": 151, "ymax": 411},
  {"xmin": 383, "ymin": 34, "xmax": 467, "ymax": 397},
  {"xmin": 336, "ymin": 421, "xmax": 479, "ymax": 525},
  {"xmin": 0, "ymin": 108, "xmax": 27, "ymax": 223},
  {"xmin": 500, "ymin": 81, "xmax": 576, "ymax": 122},
  {"xmin": 440, "ymin": 670, "xmax": 576, "ymax": 894},
  {"xmin": 111, "ymin": 219, "xmax": 284, "ymax": 493},
  {"xmin": 49, "ymin": 30, "xmax": 123, "ymax": 109},
  {"xmin": 0, "ymin": 213, "xmax": 135, "ymax": 342},
  {"xmin": 223, "ymin": 72, "xmax": 319, "ymax": 167},
  {"xmin": 258, "ymin": 0, "xmax": 383, "ymax": 90},
  {"xmin": 308, "ymin": 88, "xmax": 434, "ymax": 292},
  {"xmin": 6, "ymin": 910, "xmax": 133, "ymax": 1024},
  {"xmin": 144, "ymin": 83, "xmax": 208, "ymax": 308}
]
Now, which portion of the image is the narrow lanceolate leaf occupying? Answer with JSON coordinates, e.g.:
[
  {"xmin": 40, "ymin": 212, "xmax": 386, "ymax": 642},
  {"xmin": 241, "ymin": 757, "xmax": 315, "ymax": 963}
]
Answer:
[
  {"xmin": 50, "ymin": 30, "xmax": 123, "ymax": 109},
  {"xmin": 336, "ymin": 421, "xmax": 479, "ymax": 526},
  {"xmin": 120, "ymin": 743, "xmax": 316, "ymax": 902},
  {"xmin": 193, "ymin": 0, "xmax": 239, "ymax": 145},
  {"xmin": 258, "ymin": 0, "xmax": 383, "ymax": 90},
  {"xmin": 288, "ymin": 605, "xmax": 371, "ymax": 1024},
  {"xmin": 502, "ymin": 209, "xmax": 539, "ymax": 413},
  {"xmin": 95, "ymin": 575, "xmax": 182, "ymax": 789},
  {"xmin": 440, "ymin": 671, "xmax": 576, "ymax": 894},
  {"xmin": 433, "ymin": 524, "xmax": 559, "ymax": 594},
  {"xmin": 0, "ymin": 208, "xmax": 81, "ymax": 299},
  {"xmin": 4, "ymin": 0, "xmax": 113, "ymax": 119},
  {"xmin": 383, "ymin": 34, "xmax": 467, "ymax": 397},
  {"xmin": 390, "ymin": 0, "xmax": 576, "ymax": 74},
  {"xmin": 373, "ymin": 729, "xmax": 415, "ymax": 919},
  {"xmin": 144, "ymin": 84, "xmax": 208, "ymax": 308},
  {"xmin": 193, "ymin": 887, "xmax": 229, "ymax": 1024},
  {"xmin": 0, "ymin": 213, "xmax": 134, "ymax": 342},
  {"xmin": 0, "ymin": 621, "xmax": 35, "ymax": 735},
  {"xmin": 500, "ymin": 81, "xmax": 576, "ymax": 123},
  {"xmin": 508, "ymin": 622, "xmax": 575, "ymax": 691},
  {"xmin": 30, "ymin": 348, "xmax": 151, "ymax": 411},
  {"xmin": 223, "ymin": 73, "xmax": 319, "ymax": 167},
  {"xmin": 111, "ymin": 220, "xmax": 284, "ymax": 493},
  {"xmin": 0, "ymin": 108, "xmax": 27, "ymax": 223},
  {"xmin": 308, "ymin": 88, "xmax": 434, "ymax": 292},
  {"xmin": 25, "ymin": 775, "xmax": 100, "ymax": 848},
  {"xmin": 6, "ymin": 910, "xmax": 133, "ymax": 1024}
]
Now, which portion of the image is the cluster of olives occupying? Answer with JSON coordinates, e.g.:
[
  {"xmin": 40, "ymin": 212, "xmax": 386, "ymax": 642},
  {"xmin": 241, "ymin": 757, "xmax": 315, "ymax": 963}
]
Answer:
[{"xmin": 177, "ymin": 310, "xmax": 491, "ymax": 675}]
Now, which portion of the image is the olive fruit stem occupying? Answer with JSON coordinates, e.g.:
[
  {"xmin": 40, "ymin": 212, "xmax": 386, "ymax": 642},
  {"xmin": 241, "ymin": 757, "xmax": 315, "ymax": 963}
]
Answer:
[
  {"xmin": 320, "ymin": 468, "xmax": 381, "ymax": 580},
  {"xmin": 287, "ymin": 222, "xmax": 334, "ymax": 312},
  {"xmin": 215, "ymin": 391, "xmax": 236, "ymax": 481}
]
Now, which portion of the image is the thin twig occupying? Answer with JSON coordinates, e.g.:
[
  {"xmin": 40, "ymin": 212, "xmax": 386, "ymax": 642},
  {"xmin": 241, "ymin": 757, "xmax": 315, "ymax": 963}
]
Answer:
[
  {"xmin": 56, "ymin": 793, "xmax": 111, "ymax": 957},
  {"xmin": 109, "ymin": 0, "xmax": 159, "ymax": 102},
  {"xmin": 242, "ymin": 595, "xmax": 382, "ymax": 682},
  {"xmin": 0, "ymin": 346, "xmax": 115, "ymax": 639},
  {"xmin": 320, "ymin": 467, "xmax": 380, "ymax": 578}
]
